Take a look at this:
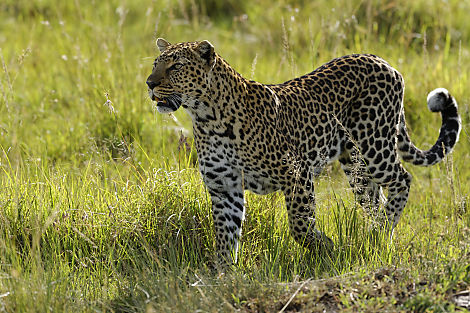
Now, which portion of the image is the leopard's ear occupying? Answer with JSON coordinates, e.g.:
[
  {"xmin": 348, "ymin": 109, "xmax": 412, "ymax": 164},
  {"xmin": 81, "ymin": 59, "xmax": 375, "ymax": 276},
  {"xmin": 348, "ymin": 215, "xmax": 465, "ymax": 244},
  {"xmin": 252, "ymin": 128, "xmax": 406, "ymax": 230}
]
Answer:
[
  {"xmin": 156, "ymin": 38, "xmax": 171, "ymax": 52},
  {"xmin": 196, "ymin": 40, "xmax": 215, "ymax": 68}
]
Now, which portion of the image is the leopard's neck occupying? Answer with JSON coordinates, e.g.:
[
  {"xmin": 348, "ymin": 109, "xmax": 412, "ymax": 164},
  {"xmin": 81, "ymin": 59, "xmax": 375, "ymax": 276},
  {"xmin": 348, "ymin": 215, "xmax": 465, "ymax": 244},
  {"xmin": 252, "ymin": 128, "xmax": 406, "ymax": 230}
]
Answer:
[{"xmin": 183, "ymin": 55, "xmax": 277, "ymax": 125}]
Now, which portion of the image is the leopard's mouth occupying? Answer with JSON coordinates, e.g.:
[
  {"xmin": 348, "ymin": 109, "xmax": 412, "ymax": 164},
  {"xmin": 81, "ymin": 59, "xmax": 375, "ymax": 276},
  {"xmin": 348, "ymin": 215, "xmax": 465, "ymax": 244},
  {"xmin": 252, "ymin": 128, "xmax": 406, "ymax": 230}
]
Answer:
[{"xmin": 149, "ymin": 90, "xmax": 182, "ymax": 113}]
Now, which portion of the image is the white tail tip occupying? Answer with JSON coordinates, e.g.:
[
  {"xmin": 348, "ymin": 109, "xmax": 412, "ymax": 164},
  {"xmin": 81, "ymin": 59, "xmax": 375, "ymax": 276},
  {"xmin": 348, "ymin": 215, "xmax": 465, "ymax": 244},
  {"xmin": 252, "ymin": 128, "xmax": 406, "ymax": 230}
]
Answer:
[{"xmin": 427, "ymin": 88, "xmax": 452, "ymax": 112}]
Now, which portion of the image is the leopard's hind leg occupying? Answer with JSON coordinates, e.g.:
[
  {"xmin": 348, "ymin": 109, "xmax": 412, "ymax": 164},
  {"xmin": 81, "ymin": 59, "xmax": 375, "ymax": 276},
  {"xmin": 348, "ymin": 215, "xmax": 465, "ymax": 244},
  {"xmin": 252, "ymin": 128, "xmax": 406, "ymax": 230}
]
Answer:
[{"xmin": 341, "ymin": 74, "xmax": 412, "ymax": 233}]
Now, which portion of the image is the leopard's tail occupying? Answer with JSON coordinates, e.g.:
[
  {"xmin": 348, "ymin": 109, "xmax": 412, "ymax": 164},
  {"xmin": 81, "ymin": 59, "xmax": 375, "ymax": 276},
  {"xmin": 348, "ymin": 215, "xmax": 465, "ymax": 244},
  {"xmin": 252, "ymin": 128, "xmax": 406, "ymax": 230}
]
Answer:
[{"xmin": 398, "ymin": 88, "xmax": 461, "ymax": 166}]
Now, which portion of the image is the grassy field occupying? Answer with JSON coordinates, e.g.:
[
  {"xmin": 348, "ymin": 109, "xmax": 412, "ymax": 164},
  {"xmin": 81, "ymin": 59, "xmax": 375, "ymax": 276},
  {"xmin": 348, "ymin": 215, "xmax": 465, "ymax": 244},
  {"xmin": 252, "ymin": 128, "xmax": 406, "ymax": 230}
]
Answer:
[{"xmin": 1, "ymin": 0, "xmax": 469, "ymax": 311}]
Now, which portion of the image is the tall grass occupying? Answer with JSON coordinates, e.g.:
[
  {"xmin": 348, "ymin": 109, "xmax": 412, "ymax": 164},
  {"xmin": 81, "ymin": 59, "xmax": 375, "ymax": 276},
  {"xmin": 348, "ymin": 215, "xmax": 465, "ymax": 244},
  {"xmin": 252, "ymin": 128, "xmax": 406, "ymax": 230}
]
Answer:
[{"xmin": 0, "ymin": 0, "xmax": 469, "ymax": 311}]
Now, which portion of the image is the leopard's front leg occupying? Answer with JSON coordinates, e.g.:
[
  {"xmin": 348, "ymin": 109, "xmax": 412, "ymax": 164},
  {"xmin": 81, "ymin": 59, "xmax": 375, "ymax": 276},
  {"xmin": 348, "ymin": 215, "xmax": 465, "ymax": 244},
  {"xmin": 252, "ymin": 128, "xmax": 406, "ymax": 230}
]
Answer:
[
  {"xmin": 208, "ymin": 186, "xmax": 245, "ymax": 264},
  {"xmin": 284, "ymin": 166, "xmax": 333, "ymax": 251},
  {"xmin": 201, "ymin": 164, "xmax": 245, "ymax": 264}
]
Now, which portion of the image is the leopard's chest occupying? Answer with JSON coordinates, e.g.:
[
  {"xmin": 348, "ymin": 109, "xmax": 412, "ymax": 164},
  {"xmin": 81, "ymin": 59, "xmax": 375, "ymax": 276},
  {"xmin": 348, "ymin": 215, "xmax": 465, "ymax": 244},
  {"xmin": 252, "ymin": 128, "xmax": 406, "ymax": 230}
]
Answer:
[
  {"xmin": 195, "ymin": 125, "xmax": 281, "ymax": 194},
  {"xmin": 242, "ymin": 170, "xmax": 279, "ymax": 195}
]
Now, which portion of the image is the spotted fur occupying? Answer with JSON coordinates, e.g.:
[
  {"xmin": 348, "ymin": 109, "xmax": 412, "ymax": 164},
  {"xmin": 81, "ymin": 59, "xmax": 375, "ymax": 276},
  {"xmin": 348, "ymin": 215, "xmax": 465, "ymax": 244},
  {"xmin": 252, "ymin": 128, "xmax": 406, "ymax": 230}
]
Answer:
[{"xmin": 146, "ymin": 38, "xmax": 461, "ymax": 264}]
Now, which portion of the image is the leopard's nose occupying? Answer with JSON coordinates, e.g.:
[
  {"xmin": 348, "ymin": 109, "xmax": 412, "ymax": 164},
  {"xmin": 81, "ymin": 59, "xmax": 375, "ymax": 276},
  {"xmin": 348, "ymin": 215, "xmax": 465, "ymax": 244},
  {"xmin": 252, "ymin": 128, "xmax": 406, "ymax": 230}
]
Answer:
[{"xmin": 146, "ymin": 80, "xmax": 157, "ymax": 89}]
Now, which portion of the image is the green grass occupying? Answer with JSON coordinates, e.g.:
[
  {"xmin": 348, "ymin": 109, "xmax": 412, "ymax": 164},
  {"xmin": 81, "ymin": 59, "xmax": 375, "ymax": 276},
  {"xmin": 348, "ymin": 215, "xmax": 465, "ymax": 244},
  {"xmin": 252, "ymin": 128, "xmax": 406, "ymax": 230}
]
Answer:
[{"xmin": 1, "ymin": 0, "xmax": 469, "ymax": 311}]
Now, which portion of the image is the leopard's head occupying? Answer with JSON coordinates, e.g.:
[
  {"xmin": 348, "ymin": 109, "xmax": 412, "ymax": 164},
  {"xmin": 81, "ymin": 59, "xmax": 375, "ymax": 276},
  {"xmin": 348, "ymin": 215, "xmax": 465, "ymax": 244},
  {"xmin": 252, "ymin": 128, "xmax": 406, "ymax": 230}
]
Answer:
[{"xmin": 146, "ymin": 38, "xmax": 216, "ymax": 113}]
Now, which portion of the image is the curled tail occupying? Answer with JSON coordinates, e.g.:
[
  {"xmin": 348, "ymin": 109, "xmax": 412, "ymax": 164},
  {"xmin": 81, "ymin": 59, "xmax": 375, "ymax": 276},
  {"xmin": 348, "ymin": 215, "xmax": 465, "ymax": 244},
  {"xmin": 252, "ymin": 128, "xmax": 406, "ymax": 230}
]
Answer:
[{"xmin": 398, "ymin": 88, "xmax": 461, "ymax": 166}]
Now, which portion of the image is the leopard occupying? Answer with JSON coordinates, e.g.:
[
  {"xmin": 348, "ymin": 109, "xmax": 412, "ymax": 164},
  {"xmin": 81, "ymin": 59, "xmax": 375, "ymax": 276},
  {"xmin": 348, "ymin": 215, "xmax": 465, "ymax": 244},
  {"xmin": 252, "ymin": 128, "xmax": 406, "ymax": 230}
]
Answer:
[{"xmin": 146, "ymin": 38, "xmax": 461, "ymax": 264}]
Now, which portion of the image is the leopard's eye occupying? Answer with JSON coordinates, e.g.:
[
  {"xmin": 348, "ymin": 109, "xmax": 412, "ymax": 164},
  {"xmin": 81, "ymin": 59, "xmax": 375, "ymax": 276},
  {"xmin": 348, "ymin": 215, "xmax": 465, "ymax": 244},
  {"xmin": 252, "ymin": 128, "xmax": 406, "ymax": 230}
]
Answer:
[{"xmin": 169, "ymin": 63, "xmax": 184, "ymax": 71}]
